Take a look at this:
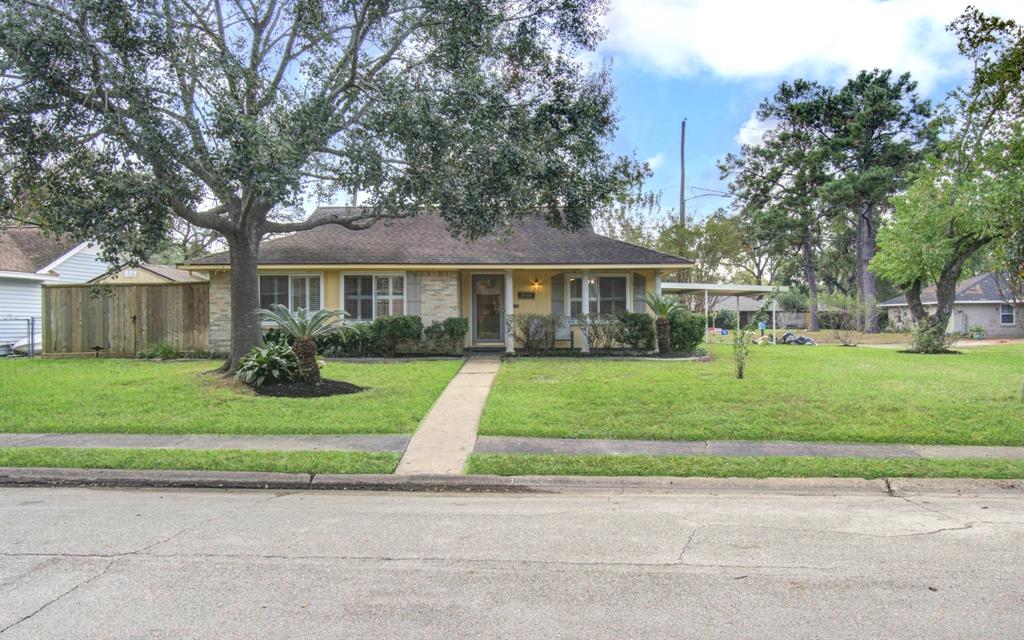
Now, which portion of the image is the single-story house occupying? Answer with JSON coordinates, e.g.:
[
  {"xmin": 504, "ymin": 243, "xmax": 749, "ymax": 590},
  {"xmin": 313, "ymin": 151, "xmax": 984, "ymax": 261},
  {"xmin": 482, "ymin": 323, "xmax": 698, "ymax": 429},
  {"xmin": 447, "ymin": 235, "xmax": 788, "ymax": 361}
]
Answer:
[
  {"xmin": 879, "ymin": 272, "xmax": 1022, "ymax": 338},
  {"xmin": 91, "ymin": 263, "xmax": 207, "ymax": 285},
  {"xmin": 184, "ymin": 210, "xmax": 693, "ymax": 352},
  {"xmin": 0, "ymin": 226, "xmax": 111, "ymax": 347}
]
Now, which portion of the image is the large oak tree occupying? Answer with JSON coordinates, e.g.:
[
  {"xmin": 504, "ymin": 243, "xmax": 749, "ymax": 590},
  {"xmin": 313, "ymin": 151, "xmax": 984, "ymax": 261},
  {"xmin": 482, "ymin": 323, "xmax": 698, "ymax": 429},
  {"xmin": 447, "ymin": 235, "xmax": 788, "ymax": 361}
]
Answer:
[{"xmin": 0, "ymin": 0, "xmax": 641, "ymax": 367}]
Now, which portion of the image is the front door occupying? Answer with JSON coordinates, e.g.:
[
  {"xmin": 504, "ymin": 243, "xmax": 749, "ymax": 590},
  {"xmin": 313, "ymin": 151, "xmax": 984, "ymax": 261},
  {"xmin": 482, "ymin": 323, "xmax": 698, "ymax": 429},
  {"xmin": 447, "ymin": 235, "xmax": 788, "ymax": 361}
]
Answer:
[{"xmin": 472, "ymin": 274, "xmax": 504, "ymax": 343}]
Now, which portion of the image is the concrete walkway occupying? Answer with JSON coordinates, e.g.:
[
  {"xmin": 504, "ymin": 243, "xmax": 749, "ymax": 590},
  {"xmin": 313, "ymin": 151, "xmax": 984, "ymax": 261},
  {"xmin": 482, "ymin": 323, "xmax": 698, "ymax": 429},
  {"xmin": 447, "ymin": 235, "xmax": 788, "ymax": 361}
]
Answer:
[
  {"xmin": 0, "ymin": 433, "xmax": 408, "ymax": 453},
  {"xmin": 394, "ymin": 354, "xmax": 501, "ymax": 475},
  {"xmin": 475, "ymin": 435, "xmax": 1024, "ymax": 460}
]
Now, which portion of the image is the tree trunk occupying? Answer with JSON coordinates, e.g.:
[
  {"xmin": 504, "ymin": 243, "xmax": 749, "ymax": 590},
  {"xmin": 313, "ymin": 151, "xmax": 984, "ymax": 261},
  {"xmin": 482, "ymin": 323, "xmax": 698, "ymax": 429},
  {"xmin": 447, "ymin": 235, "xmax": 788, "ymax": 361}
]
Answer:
[
  {"xmin": 858, "ymin": 204, "xmax": 880, "ymax": 333},
  {"xmin": 801, "ymin": 231, "xmax": 820, "ymax": 332},
  {"xmin": 292, "ymin": 336, "xmax": 321, "ymax": 384},
  {"xmin": 655, "ymin": 317, "xmax": 670, "ymax": 354},
  {"xmin": 224, "ymin": 230, "xmax": 264, "ymax": 372}
]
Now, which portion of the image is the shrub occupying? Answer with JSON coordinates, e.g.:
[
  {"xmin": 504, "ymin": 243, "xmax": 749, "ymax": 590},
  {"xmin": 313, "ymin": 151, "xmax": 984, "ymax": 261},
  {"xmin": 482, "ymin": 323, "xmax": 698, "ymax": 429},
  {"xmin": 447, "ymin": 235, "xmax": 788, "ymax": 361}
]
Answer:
[
  {"xmin": 732, "ymin": 329, "xmax": 753, "ymax": 379},
  {"xmin": 369, "ymin": 315, "xmax": 423, "ymax": 355},
  {"xmin": 509, "ymin": 314, "xmax": 557, "ymax": 355},
  {"xmin": 581, "ymin": 314, "xmax": 619, "ymax": 350},
  {"xmin": 776, "ymin": 290, "xmax": 808, "ymax": 313},
  {"xmin": 668, "ymin": 311, "xmax": 705, "ymax": 355},
  {"xmin": 235, "ymin": 342, "xmax": 297, "ymax": 387},
  {"xmin": 259, "ymin": 305, "xmax": 341, "ymax": 383},
  {"xmin": 615, "ymin": 312, "xmax": 655, "ymax": 351},
  {"xmin": 137, "ymin": 341, "xmax": 180, "ymax": 359},
  {"xmin": 711, "ymin": 309, "xmax": 737, "ymax": 329},
  {"xmin": 424, "ymin": 317, "xmax": 469, "ymax": 354},
  {"xmin": 643, "ymin": 292, "xmax": 685, "ymax": 353},
  {"xmin": 908, "ymin": 324, "xmax": 958, "ymax": 353},
  {"xmin": 819, "ymin": 293, "xmax": 865, "ymax": 347}
]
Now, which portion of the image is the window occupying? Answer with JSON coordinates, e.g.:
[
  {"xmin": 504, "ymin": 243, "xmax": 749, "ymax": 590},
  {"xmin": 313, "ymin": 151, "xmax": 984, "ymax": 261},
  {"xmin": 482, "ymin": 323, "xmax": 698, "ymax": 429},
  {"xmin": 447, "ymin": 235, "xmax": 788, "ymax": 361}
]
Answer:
[
  {"xmin": 567, "ymin": 274, "xmax": 628, "ymax": 318},
  {"xmin": 122, "ymin": 268, "xmax": 138, "ymax": 278},
  {"xmin": 343, "ymin": 274, "xmax": 405, "ymax": 321},
  {"xmin": 259, "ymin": 275, "xmax": 321, "ymax": 312},
  {"xmin": 344, "ymin": 276, "xmax": 374, "ymax": 321},
  {"xmin": 1001, "ymin": 304, "xmax": 1015, "ymax": 325},
  {"xmin": 592, "ymin": 276, "xmax": 627, "ymax": 315}
]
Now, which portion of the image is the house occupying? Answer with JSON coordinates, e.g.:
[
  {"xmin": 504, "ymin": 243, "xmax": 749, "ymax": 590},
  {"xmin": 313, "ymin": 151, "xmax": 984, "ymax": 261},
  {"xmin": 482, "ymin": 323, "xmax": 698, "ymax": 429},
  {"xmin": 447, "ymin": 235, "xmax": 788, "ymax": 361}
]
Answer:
[
  {"xmin": 91, "ymin": 263, "xmax": 207, "ymax": 285},
  {"xmin": 0, "ymin": 227, "xmax": 112, "ymax": 347},
  {"xmin": 184, "ymin": 210, "xmax": 692, "ymax": 352},
  {"xmin": 879, "ymin": 272, "xmax": 1022, "ymax": 338}
]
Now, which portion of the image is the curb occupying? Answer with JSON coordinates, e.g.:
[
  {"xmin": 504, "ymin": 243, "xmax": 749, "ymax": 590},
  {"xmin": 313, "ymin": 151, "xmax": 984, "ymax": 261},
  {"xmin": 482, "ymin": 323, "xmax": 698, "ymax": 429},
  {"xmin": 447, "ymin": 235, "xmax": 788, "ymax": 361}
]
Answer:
[{"xmin": 2, "ymin": 467, "xmax": 1022, "ymax": 496}]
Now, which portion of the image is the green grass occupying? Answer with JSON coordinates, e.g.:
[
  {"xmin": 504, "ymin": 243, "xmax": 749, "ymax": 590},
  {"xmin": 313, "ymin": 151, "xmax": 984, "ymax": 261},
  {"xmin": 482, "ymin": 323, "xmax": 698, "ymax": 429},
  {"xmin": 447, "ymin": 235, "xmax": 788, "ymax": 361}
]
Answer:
[
  {"xmin": 468, "ymin": 453, "xmax": 1024, "ymax": 479},
  {"xmin": 0, "ymin": 358, "xmax": 462, "ymax": 435},
  {"xmin": 0, "ymin": 447, "xmax": 400, "ymax": 474},
  {"xmin": 480, "ymin": 343, "xmax": 1024, "ymax": 446}
]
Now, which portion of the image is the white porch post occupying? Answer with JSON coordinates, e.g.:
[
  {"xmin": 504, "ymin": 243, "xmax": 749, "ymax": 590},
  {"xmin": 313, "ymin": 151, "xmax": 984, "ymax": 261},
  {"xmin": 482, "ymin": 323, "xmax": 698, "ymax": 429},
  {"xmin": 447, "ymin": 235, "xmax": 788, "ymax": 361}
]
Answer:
[
  {"xmin": 654, "ymin": 271, "xmax": 662, "ymax": 296},
  {"xmin": 580, "ymin": 269, "xmax": 590, "ymax": 353},
  {"xmin": 504, "ymin": 270, "xmax": 514, "ymax": 354},
  {"xmin": 772, "ymin": 298, "xmax": 777, "ymax": 344},
  {"xmin": 736, "ymin": 295, "xmax": 741, "ymax": 333},
  {"xmin": 704, "ymin": 288, "xmax": 709, "ymax": 337}
]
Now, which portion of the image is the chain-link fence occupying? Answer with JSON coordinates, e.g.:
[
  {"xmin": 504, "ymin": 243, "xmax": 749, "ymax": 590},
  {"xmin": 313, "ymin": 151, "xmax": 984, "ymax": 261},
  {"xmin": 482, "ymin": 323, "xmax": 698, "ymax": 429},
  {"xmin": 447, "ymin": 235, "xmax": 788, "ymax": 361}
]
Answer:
[{"xmin": 0, "ymin": 317, "xmax": 41, "ymax": 357}]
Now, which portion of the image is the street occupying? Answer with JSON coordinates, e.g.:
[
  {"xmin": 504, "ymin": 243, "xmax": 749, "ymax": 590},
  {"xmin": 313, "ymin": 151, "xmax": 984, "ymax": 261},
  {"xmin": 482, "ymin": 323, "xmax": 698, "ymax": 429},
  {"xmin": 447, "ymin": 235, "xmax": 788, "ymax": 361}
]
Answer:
[{"xmin": 1, "ymin": 485, "xmax": 1022, "ymax": 639}]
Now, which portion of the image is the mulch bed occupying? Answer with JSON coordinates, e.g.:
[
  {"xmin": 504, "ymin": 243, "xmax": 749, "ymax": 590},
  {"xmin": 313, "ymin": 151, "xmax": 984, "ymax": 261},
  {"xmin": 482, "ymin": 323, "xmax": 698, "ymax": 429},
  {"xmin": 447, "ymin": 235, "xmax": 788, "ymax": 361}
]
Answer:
[{"xmin": 254, "ymin": 379, "xmax": 364, "ymax": 398}]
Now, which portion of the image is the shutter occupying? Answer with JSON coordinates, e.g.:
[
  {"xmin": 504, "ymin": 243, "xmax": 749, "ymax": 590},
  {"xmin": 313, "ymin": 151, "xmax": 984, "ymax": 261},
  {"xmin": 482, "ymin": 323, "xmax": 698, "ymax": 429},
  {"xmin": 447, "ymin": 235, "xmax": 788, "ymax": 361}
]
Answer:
[
  {"xmin": 551, "ymin": 273, "xmax": 570, "ymax": 340},
  {"xmin": 405, "ymin": 272, "xmax": 421, "ymax": 317},
  {"xmin": 632, "ymin": 273, "xmax": 646, "ymax": 313},
  {"xmin": 308, "ymin": 276, "xmax": 321, "ymax": 311}
]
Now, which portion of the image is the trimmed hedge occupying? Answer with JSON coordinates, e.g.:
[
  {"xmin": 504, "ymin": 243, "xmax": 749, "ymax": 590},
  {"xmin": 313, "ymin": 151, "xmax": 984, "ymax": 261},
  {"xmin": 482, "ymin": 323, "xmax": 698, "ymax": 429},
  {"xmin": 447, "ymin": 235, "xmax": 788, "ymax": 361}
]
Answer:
[{"xmin": 669, "ymin": 311, "xmax": 705, "ymax": 355}]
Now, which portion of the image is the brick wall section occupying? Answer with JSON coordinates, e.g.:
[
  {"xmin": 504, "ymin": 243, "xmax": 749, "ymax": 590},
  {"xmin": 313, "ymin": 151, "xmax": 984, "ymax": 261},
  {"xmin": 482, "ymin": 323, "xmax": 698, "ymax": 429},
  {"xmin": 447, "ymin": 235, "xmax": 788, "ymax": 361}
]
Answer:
[
  {"xmin": 418, "ymin": 271, "xmax": 461, "ymax": 326},
  {"xmin": 208, "ymin": 271, "xmax": 232, "ymax": 352}
]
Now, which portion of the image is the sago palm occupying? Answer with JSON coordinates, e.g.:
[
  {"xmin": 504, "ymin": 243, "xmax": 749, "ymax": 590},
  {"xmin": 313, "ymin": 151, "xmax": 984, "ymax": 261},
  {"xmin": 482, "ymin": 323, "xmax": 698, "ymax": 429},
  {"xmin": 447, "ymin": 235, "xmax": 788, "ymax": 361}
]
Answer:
[
  {"xmin": 643, "ymin": 292, "xmax": 683, "ymax": 353},
  {"xmin": 259, "ymin": 305, "xmax": 343, "ymax": 383}
]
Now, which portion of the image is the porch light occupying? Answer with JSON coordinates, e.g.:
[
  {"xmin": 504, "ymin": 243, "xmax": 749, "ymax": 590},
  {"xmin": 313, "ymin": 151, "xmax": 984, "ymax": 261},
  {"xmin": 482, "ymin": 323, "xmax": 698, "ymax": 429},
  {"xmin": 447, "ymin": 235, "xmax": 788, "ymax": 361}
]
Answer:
[{"xmin": 531, "ymin": 278, "xmax": 541, "ymax": 289}]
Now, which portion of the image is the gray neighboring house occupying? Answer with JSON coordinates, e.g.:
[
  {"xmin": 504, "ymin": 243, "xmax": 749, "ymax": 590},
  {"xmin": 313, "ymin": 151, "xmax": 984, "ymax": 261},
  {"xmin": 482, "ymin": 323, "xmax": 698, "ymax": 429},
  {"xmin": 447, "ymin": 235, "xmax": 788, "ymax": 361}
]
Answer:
[
  {"xmin": 0, "ymin": 227, "xmax": 111, "ymax": 347},
  {"xmin": 879, "ymin": 272, "xmax": 1022, "ymax": 338}
]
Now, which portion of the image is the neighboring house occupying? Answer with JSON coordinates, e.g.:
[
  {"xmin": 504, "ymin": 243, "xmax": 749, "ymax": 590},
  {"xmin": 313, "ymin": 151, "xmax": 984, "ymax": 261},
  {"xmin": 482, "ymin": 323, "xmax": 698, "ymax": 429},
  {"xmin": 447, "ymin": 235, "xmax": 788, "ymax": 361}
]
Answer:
[
  {"xmin": 91, "ymin": 263, "xmax": 207, "ymax": 285},
  {"xmin": 184, "ymin": 210, "xmax": 692, "ymax": 352},
  {"xmin": 879, "ymin": 272, "xmax": 1022, "ymax": 338},
  {"xmin": 0, "ymin": 227, "xmax": 111, "ymax": 346}
]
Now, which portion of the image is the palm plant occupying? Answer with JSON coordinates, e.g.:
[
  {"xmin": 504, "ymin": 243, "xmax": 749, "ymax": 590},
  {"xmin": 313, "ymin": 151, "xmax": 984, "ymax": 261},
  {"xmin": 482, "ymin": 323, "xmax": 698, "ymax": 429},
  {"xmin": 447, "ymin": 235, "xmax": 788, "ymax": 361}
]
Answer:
[
  {"xmin": 643, "ymin": 292, "xmax": 684, "ymax": 353},
  {"xmin": 258, "ymin": 305, "xmax": 343, "ymax": 383}
]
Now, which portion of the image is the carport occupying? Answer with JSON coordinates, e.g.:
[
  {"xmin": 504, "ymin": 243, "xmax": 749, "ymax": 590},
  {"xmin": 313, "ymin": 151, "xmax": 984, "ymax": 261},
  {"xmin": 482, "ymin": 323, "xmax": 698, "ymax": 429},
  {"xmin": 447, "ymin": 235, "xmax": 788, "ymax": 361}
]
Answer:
[{"xmin": 660, "ymin": 282, "xmax": 788, "ymax": 342}]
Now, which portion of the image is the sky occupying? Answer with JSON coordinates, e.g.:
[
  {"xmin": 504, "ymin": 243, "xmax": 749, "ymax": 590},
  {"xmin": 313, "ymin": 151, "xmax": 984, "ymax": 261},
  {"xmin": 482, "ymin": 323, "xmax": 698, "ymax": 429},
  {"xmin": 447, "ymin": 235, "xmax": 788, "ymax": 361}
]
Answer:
[{"xmin": 594, "ymin": 0, "xmax": 1024, "ymax": 223}]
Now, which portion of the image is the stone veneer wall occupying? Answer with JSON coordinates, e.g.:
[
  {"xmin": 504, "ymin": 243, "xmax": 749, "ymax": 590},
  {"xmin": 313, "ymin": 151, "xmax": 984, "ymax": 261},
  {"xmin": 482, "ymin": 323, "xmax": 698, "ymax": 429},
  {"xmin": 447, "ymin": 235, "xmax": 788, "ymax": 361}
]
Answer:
[
  {"xmin": 208, "ymin": 271, "xmax": 232, "ymax": 353},
  {"xmin": 417, "ymin": 271, "xmax": 462, "ymax": 326}
]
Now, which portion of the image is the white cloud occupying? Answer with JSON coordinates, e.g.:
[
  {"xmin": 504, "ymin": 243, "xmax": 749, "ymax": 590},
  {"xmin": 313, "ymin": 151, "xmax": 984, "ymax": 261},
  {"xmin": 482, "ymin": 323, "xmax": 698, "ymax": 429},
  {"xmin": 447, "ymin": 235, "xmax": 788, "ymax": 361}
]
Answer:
[
  {"xmin": 644, "ymin": 152, "xmax": 666, "ymax": 172},
  {"xmin": 601, "ymin": 0, "xmax": 1024, "ymax": 91},
  {"xmin": 734, "ymin": 113, "xmax": 774, "ymax": 147}
]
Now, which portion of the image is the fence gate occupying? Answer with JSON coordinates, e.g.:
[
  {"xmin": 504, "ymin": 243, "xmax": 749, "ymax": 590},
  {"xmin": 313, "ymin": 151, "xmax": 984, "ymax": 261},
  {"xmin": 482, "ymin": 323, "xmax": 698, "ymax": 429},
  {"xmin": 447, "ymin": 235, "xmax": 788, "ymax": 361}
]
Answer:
[{"xmin": 42, "ymin": 282, "xmax": 209, "ymax": 356}]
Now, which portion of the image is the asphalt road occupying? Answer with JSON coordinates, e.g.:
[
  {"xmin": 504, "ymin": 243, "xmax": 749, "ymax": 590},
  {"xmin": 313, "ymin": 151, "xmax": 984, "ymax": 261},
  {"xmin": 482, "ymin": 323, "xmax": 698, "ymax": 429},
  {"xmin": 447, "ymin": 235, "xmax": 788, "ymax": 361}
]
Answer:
[{"xmin": 1, "ymin": 485, "xmax": 1022, "ymax": 639}]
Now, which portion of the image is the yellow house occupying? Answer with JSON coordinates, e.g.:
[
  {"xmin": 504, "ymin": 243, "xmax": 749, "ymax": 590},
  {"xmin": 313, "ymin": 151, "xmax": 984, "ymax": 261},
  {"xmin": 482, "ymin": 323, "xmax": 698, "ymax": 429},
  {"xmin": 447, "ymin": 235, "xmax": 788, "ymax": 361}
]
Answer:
[{"xmin": 184, "ymin": 210, "xmax": 693, "ymax": 353}]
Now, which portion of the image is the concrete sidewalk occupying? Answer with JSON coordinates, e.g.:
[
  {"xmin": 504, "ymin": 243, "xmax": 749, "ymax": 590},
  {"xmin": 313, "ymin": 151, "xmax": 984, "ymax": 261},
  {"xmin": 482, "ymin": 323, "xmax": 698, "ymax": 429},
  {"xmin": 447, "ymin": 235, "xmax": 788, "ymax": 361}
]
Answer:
[
  {"xmin": 0, "ymin": 433, "xmax": 409, "ymax": 453},
  {"xmin": 474, "ymin": 435, "xmax": 1024, "ymax": 460},
  {"xmin": 394, "ymin": 354, "xmax": 501, "ymax": 475}
]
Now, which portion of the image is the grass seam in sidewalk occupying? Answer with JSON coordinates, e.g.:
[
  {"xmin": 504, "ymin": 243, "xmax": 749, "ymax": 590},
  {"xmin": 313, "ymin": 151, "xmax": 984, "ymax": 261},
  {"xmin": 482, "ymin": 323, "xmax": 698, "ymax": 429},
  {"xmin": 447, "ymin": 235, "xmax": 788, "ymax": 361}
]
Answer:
[
  {"xmin": 0, "ymin": 447, "xmax": 401, "ymax": 475},
  {"xmin": 467, "ymin": 453, "xmax": 1024, "ymax": 480}
]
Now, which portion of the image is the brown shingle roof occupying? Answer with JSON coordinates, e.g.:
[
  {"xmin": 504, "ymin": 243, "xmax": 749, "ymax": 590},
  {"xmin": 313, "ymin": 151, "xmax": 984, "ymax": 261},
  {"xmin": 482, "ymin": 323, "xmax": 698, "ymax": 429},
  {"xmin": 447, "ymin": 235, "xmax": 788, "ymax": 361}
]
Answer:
[
  {"xmin": 0, "ymin": 227, "xmax": 79, "ymax": 274},
  {"xmin": 141, "ymin": 263, "xmax": 208, "ymax": 282},
  {"xmin": 880, "ymin": 272, "xmax": 1014, "ymax": 306},
  {"xmin": 188, "ymin": 211, "xmax": 692, "ymax": 267}
]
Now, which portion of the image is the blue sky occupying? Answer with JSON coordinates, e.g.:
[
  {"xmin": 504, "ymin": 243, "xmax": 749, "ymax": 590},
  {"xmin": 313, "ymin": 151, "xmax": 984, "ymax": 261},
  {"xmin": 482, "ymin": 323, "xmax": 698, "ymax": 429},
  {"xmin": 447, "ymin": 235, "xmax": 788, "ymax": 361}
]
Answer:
[{"xmin": 595, "ymin": 0, "xmax": 1024, "ymax": 223}]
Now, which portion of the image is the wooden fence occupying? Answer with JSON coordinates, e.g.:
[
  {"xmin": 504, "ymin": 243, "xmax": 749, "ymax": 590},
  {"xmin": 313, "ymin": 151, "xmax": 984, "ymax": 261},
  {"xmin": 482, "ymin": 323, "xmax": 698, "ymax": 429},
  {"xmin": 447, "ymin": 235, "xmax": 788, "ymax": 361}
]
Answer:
[{"xmin": 42, "ymin": 282, "xmax": 209, "ymax": 356}]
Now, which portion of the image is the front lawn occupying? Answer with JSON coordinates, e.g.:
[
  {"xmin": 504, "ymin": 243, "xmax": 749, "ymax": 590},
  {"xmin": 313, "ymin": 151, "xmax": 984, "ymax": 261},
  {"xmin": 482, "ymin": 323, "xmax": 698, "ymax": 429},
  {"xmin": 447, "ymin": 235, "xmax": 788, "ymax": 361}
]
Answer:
[
  {"xmin": 479, "ymin": 344, "xmax": 1024, "ymax": 446},
  {"xmin": 0, "ymin": 358, "xmax": 462, "ymax": 435},
  {"xmin": 468, "ymin": 453, "xmax": 1024, "ymax": 479},
  {"xmin": 0, "ymin": 447, "xmax": 400, "ymax": 474}
]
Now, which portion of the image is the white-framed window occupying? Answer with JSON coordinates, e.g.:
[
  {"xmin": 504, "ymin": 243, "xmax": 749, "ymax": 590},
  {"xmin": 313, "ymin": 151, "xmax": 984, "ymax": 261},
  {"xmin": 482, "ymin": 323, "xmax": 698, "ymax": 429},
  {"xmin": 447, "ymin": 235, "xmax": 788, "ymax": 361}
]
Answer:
[
  {"xmin": 259, "ymin": 274, "xmax": 322, "ymax": 312},
  {"xmin": 122, "ymin": 268, "xmax": 138, "ymax": 278},
  {"xmin": 343, "ymin": 274, "xmax": 405, "ymax": 321},
  {"xmin": 567, "ymin": 274, "xmax": 629, "ymax": 318},
  {"xmin": 1000, "ymin": 304, "xmax": 1015, "ymax": 325}
]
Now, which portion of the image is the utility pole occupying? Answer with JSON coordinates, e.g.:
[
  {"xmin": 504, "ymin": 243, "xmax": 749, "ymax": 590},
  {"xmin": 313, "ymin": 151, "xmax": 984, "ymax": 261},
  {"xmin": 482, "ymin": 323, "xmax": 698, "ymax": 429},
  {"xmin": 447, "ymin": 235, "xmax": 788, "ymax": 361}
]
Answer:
[{"xmin": 679, "ymin": 118, "xmax": 686, "ymax": 230}]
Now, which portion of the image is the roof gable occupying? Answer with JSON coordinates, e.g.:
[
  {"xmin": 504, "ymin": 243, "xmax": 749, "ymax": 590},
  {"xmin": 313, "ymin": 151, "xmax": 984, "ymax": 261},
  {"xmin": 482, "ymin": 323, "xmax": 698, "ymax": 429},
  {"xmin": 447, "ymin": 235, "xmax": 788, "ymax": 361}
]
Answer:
[
  {"xmin": 188, "ymin": 212, "xmax": 692, "ymax": 267},
  {"xmin": 0, "ymin": 227, "xmax": 82, "ymax": 274},
  {"xmin": 880, "ymin": 272, "xmax": 1013, "ymax": 306}
]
